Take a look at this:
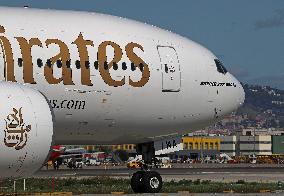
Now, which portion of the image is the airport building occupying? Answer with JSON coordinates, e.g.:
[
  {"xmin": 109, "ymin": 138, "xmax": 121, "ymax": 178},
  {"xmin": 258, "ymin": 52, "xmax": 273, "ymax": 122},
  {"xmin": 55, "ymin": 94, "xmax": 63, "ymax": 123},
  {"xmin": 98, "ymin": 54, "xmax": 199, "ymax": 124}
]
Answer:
[
  {"xmin": 272, "ymin": 135, "xmax": 284, "ymax": 154},
  {"xmin": 241, "ymin": 128, "xmax": 284, "ymax": 136},
  {"xmin": 182, "ymin": 137, "xmax": 220, "ymax": 151},
  {"xmin": 219, "ymin": 136, "xmax": 237, "ymax": 157},
  {"xmin": 69, "ymin": 144, "xmax": 137, "ymax": 153},
  {"xmin": 239, "ymin": 135, "xmax": 272, "ymax": 155},
  {"xmin": 172, "ymin": 137, "xmax": 221, "ymax": 160},
  {"xmin": 111, "ymin": 144, "xmax": 136, "ymax": 151}
]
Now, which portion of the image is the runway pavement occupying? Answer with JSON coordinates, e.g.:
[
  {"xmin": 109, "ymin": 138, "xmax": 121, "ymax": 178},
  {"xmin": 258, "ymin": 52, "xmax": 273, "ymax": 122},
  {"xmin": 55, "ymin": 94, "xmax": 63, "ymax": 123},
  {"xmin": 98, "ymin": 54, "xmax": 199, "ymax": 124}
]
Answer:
[{"xmin": 36, "ymin": 164, "xmax": 284, "ymax": 182}]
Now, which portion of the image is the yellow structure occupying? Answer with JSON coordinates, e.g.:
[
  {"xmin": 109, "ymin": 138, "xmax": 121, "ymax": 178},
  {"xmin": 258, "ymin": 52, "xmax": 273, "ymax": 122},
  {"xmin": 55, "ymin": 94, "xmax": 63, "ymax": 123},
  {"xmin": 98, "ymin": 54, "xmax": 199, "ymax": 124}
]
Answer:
[
  {"xmin": 111, "ymin": 144, "xmax": 136, "ymax": 151},
  {"xmin": 84, "ymin": 144, "xmax": 136, "ymax": 152},
  {"xmin": 182, "ymin": 137, "xmax": 220, "ymax": 151},
  {"xmin": 85, "ymin": 145, "xmax": 94, "ymax": 151}
]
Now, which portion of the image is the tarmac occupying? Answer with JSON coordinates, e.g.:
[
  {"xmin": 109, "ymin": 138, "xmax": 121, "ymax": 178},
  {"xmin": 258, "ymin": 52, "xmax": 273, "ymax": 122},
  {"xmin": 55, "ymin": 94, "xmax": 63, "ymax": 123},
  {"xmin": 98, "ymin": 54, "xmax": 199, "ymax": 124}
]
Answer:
[{"xmin": 37, "ymin": 164, "xmax": 284, "ymax": 182}]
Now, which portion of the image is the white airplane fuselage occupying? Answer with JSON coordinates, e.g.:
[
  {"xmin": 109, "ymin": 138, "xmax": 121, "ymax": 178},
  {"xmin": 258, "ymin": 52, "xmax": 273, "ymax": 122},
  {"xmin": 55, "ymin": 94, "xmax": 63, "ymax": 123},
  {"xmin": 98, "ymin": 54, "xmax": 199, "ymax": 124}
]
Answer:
[{"xmin": 0, "ymin": 7, "xmax": 245, "ymax": 145}]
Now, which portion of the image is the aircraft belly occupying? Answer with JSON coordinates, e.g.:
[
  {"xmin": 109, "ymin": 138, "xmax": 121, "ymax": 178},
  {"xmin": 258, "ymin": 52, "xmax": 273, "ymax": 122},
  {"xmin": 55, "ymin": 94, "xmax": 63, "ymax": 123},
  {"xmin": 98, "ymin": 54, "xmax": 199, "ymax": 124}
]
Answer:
[{"xmin": 50, "ymin": 84, "xmax": 201, "ymax": 145}]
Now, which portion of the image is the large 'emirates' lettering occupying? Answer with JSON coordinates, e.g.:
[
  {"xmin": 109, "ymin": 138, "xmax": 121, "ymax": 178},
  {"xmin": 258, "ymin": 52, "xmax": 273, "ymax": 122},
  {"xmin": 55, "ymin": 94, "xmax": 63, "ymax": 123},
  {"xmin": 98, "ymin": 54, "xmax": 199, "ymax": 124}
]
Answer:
[{"xmin": 0, "ymin": 25, "xmax": 150, "ymax": 87}]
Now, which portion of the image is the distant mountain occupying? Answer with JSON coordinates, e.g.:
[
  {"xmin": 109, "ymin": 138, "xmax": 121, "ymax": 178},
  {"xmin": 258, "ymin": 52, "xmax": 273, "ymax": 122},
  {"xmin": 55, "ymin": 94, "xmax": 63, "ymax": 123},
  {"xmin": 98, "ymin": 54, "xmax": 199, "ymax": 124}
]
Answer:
[
  {"xmin": 216, "ymin": 84, "xmax": 284, "ymax": 130},
  {"xmin": 240, "ymin": 84, "xmax": 284, "ymax": 117}
]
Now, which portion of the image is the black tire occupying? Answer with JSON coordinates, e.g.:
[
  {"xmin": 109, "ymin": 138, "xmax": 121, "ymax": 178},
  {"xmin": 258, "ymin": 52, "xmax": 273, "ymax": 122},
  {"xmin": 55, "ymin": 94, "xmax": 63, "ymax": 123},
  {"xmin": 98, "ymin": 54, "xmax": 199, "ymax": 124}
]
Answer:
[
  {"xmin": 142, "ymin": 171, "xmax": 163, "ymax": 193},
  {"xmin": 131, "ymin": 171, "xmax": 145, "ymax": 193}
]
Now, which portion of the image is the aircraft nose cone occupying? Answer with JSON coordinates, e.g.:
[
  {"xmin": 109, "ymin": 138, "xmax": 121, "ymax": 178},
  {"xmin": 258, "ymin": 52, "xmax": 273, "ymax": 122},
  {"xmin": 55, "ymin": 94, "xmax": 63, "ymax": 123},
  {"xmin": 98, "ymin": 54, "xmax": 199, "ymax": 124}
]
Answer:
[{"xmin": 239, "ymin": 84, "xmax": 245, "ymax": 106}]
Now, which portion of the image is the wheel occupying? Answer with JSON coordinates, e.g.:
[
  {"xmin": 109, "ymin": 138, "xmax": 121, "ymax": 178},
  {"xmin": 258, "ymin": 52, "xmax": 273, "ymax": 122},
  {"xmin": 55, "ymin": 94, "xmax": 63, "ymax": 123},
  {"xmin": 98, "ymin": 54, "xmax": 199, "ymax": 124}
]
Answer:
[
  {"xmin": 142, "ymin": 171, "xmax": 163, "ymax": 193},
  {"xmin": 131, "ymin": 171, "xmax": 145, "ymax": 193}
]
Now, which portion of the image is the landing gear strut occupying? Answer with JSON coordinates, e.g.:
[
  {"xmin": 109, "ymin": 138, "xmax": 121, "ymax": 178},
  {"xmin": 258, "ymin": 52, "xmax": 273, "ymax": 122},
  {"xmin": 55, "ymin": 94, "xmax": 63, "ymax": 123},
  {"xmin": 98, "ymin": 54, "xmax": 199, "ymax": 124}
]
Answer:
[{"xmin": 130, "ymin": 142, "xmax": 163, "ymax": 193}]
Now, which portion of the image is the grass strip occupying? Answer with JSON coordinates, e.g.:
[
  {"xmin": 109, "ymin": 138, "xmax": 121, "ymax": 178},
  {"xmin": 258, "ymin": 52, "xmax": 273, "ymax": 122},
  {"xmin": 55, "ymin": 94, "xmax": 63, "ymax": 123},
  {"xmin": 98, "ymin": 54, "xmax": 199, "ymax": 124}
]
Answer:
[{"xmin": 0, "ymin": 178, "xmax": 283, "ymax": 194}]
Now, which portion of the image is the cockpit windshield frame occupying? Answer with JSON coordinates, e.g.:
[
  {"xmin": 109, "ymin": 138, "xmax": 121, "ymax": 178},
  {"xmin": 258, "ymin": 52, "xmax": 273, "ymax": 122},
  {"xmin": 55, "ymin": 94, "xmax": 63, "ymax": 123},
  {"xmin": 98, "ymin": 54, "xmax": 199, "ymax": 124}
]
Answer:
[{"xmin": 214, "ymin": 59, "xmax": 227, "ymax": 74}]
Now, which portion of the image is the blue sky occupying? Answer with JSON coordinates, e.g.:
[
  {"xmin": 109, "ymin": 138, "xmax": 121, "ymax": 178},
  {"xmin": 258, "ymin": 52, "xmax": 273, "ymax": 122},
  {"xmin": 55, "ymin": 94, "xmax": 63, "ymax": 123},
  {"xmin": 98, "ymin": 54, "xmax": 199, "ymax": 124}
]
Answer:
[{"xmin": 1, "ymin": 0, "xmax": 284, "ymax": 89}]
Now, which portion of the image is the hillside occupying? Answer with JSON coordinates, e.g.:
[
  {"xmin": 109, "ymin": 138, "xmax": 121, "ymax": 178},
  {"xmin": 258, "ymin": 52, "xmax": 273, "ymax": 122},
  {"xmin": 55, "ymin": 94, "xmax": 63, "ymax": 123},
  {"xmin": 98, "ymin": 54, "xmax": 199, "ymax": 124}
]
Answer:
[
  {"xmin": 216, "ymin": 84, "xmax": 284, "ymax": 130},
  {"xmin": 241, "ymin": 84, "xmax": 284, "ymax": 117}
]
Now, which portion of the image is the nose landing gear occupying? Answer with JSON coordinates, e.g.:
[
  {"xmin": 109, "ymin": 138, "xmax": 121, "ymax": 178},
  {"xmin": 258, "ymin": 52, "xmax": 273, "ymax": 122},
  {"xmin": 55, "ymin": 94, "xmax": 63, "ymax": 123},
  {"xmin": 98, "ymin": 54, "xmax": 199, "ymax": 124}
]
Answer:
[{"xmin": 130, "ymin": 142, "xmax": 163, "ymax": 193}]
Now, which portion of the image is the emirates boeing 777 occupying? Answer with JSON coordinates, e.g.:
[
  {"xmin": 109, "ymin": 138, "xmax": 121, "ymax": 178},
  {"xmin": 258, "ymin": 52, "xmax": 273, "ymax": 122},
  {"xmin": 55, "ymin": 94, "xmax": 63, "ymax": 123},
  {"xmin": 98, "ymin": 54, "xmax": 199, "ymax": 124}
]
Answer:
[{"xmin": 0, "ymin": 7, "xmax": 244, "ymax": 193}]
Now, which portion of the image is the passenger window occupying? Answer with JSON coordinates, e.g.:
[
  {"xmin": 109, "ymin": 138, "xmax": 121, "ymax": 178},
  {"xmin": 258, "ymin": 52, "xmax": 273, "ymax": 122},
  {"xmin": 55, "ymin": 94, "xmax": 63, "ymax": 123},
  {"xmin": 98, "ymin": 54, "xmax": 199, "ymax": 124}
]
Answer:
[
  {"xmin": 75, "ymin": 60, "xmax": 81, "ymax": 69},
  {"xmin": 85, "ymin": 61, "xmax": 90, "ymax": 69},
  {"xmin": 66, "ymin": 59, "xmax": 71, "ymax": 68},
  {"xmin": 46, "ymin": 59, "xmax": 52, "ymax": 68},
  {"xmin": 113, "ymin": 62, "xmax": 118, "ymax": 70},
  {"xmin": 37, "ymin": 58, "xmax": 43, "ymax": 68},
  {"xmin": 214, "ymin": 59, "xmax": 227, "ymax": 74},
  {"xmin": 131, "ymin": 63, "xmax": 136, "ymax": 71},
  {"xmin": 122, "ymin": 62, "xmax": 127, "ymax": 70},
  {"xmin": 165, "ymin": 64, "xmax": 169, "ymax": 73},
  {"xmin": 18, "ymin": 58, "xmax": 23, "ymax": 67},
  {"xmin": 94, "ymin": 61, "xmax": 98, "ymax": 70},
  {"xmin": 104, "ymin": 62, "xmax": 108, "ymax": 70},
  {"xmin": 57, "ymin": 60, "xmax": 62, "ymax": 68},
  {"xmin": 139, "ymin": 63, "xmax": 144, "ymax": 72}
]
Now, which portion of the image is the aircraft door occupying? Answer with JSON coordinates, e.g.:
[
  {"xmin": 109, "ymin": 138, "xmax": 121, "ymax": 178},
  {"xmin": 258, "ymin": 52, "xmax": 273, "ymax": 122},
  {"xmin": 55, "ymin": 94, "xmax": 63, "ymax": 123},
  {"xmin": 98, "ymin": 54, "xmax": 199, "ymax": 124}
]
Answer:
[{"xmin": 157, "ymin": 46, "xmax": 181, "ymax": 92}]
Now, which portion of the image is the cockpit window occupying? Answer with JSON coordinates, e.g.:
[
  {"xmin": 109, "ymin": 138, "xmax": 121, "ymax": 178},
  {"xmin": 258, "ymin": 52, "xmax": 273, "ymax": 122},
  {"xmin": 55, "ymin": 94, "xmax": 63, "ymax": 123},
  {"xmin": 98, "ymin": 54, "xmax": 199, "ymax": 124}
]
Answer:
[{"xmin": 214, "ymin": 59, "xmax": 227, "ymax": 74}]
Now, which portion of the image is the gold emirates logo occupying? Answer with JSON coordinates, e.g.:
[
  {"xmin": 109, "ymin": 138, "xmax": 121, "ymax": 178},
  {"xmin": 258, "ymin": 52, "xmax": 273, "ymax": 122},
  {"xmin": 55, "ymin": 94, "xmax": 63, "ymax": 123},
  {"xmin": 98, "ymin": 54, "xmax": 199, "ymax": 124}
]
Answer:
[
  {"xmin": 0, "ymin": 25, "xmax": 150, "ymax": 87},
  {"xmin": 4, "ymin": 108, "xmax": 31, "ymax": 150}
]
